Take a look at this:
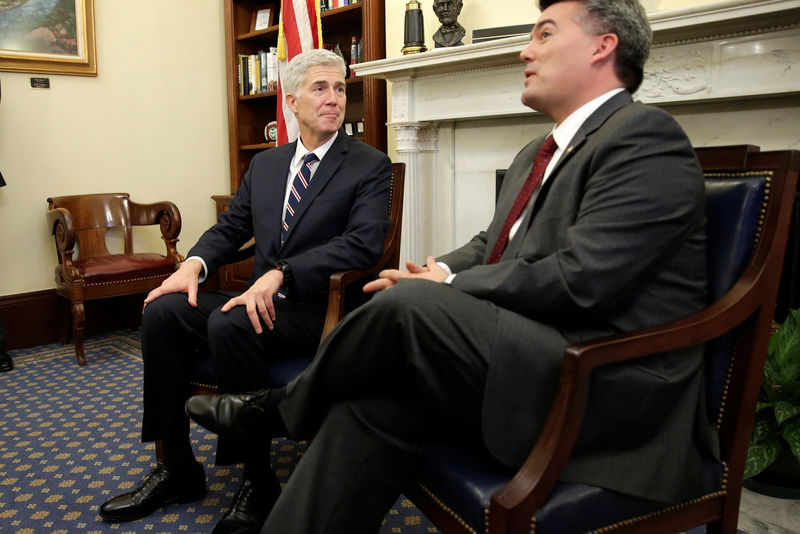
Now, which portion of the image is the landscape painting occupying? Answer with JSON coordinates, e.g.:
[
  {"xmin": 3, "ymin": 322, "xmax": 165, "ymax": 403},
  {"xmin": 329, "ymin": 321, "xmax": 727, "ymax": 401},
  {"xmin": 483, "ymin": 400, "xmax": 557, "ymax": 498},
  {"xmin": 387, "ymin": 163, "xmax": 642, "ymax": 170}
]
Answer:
[{"xmin": 0, "ymin": 0, "xmax": 96, "ymax": 76}]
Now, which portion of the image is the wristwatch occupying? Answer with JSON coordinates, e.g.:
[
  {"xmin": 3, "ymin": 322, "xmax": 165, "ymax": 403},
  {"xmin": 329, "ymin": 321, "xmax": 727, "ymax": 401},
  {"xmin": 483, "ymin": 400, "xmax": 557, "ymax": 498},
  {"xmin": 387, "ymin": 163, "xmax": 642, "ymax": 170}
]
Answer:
[{"xmin": 274, "ymin": 260, "xmax": 294, "ymax": 287}]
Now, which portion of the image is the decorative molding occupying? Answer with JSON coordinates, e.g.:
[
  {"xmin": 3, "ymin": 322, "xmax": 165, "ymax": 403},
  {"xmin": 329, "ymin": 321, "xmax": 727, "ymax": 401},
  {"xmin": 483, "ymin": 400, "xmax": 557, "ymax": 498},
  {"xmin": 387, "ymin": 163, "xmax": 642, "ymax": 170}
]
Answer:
[{"xmin": 393, "ymin": 123, "xmax": 439, "ymax": 152}]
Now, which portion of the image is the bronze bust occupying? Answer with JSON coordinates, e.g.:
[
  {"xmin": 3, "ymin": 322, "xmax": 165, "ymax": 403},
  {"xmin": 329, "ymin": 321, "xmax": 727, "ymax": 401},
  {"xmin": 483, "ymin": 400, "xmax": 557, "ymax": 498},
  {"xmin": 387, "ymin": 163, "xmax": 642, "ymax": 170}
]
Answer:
[{"xmin": 432, "ymin": 0, "xmax": 465, "ymax": 48}]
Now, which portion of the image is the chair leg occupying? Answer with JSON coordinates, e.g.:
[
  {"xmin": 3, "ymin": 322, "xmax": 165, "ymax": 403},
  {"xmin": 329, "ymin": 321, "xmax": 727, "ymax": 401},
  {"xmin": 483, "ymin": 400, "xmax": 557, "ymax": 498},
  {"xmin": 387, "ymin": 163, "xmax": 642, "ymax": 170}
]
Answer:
[
  {"xmin": 71, "ymin": 301, "xmax": 86, "ymax": 366},
  {"xmin": 154, "ymin": 439, "xmax": 165, "ymax": 466},
  {"xmin": 59, "ymin": 299, "xmax": 72, "ymax": 345}
]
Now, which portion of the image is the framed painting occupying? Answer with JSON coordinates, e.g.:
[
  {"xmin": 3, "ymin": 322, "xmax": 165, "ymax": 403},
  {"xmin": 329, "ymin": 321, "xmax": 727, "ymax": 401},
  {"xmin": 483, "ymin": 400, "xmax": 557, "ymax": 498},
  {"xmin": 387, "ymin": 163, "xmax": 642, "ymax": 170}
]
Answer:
[{"xmin": 0, "ymin": 0, "xmax": 96, "ymax": 76}]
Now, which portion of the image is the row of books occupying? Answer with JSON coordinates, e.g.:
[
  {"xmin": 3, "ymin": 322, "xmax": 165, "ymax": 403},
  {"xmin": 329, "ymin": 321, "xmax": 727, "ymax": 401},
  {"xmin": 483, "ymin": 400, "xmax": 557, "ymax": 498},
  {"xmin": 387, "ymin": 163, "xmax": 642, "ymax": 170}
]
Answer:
[
  {"xmin": 238, "ymin": 48, "xmax": 278, "ymax": 96},
  {"xmin": 240, "ymin": 40, "xmax": 365, "ymax": 95},
  {"xmin": 321, "ymin": 0, "xmax": 362, "ymax": 11}
]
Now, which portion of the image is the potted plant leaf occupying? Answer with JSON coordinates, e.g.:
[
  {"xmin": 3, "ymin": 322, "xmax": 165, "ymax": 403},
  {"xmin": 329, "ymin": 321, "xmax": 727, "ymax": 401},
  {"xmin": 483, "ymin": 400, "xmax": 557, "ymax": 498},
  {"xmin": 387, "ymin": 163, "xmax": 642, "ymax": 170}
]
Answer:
[{"xmin": 744, "ymin": 308, "xmax": 800, "ymax": 497}]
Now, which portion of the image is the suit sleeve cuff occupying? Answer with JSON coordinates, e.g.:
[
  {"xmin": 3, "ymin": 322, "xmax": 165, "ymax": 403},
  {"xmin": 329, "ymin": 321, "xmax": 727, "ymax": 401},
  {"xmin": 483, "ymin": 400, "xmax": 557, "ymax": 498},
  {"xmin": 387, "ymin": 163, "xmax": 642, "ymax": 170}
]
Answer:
[
  {"xmin": 185, "ymin": 256, "xmax": 208, "ymax": 284},
  {"xmin": 438, "ymin": 262, "xmax": 455, "ymax": 284}
]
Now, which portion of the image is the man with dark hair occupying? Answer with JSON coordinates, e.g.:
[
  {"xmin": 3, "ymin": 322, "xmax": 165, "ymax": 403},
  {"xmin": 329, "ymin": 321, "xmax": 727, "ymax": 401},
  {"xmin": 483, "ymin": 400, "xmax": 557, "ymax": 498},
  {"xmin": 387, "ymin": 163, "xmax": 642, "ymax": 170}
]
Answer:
[
  {"xmin": 98, "ymin": 49, "xmax": 392, "ymax": 533},
  {"xmin": 188, "ymin": 1, "xmax": 717, "ymax": 532}
]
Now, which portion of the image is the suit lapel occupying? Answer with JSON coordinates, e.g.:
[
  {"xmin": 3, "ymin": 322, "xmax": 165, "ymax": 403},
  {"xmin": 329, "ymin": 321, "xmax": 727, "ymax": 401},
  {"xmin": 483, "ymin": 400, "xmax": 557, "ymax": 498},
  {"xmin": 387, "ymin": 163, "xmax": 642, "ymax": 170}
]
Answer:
[
  {"xmin": 503, "ymin": 92, "xmax": 633, "ymax": 260},
  {"xmin": 544, "ymin": 91, "xmax": 633, "ymax": 183},
  {"xmin": 281, "ymin": 130, "xmax": 349, "ymax": 246},
  {"xmin": 267, "ymin": 142, "xmax": 298, "ymax": 254}
]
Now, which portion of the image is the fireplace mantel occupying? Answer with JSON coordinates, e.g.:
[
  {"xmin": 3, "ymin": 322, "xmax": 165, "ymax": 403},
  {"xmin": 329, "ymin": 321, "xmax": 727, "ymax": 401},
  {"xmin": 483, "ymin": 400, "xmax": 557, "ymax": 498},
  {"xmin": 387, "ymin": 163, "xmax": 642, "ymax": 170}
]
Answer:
[{"xmin": 352, "ymin": 0, "xmax": 800, "ymax": 263}]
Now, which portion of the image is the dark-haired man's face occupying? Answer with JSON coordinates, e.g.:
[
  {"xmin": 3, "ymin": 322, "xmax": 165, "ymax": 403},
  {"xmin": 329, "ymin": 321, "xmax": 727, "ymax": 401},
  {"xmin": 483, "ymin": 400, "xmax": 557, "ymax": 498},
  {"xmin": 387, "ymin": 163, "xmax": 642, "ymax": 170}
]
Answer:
[
  {"xmin": 519, "ymin": 1, "xmax": 603, "ymax": 122},
  {"xmin": 433, "ymin": 0, "xmax": 463, "ymax": 25}
]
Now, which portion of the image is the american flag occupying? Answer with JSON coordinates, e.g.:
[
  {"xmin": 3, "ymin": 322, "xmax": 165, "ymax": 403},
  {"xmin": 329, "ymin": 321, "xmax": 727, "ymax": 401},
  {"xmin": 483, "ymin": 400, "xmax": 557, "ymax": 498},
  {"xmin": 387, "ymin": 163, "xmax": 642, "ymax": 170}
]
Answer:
[{"xmin": 276, "ymin": 0, "xmax": 323, "ymax": 145}]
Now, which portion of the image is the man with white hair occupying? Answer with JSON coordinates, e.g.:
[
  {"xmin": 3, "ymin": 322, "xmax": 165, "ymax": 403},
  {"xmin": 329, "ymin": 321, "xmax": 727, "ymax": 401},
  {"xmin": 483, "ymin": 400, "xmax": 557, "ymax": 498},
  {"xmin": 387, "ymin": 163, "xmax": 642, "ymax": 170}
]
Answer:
[{"xmin": 99, "ymin": 49, "xmax": 392, "ymax": 534}]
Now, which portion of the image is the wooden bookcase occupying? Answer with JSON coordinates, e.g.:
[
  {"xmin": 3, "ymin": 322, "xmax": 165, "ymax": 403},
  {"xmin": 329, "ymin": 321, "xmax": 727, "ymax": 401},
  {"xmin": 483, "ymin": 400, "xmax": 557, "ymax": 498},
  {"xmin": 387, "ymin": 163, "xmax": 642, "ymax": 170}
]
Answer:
[
  {"xmin": 214, "ymin": 0, "xmax": 388, "ymax": 289},
  {"xmin": 222, "ymin": 0, "xmax": 387, "ymax": 195}
]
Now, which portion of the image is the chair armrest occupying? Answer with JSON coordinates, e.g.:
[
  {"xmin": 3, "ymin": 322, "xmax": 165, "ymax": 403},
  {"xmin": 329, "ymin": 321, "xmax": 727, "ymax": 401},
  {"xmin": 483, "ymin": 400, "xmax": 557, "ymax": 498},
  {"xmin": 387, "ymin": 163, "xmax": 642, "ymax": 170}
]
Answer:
[
  {"xmin": 488, "ymin": 267, "xmax": 771, "ymax": 530},
  {"xmin": 129, "ymin": 200, "xmax": 182, "ymax": 238},
  {"xmin": 129, "ymin": 200, "xmax": 183, "ymax": 262},
  {"xmin": 319, "ymin": 260, "xmax": 392, "ymax": 343},
  {"xmin": 46, "ymin": 207, "xmax": 77, "ymax": 253},
  {"xmin": 46, "ymin": 207, "xmax": 82, "ymax": 281}
]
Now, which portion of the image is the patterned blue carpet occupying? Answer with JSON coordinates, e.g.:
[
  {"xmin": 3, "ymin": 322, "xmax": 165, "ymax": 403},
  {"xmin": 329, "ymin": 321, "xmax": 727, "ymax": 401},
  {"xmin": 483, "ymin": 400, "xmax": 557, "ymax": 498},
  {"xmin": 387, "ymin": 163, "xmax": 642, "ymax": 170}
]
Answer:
[{"xmin": 0, "ymin": 330, "xmax": 437, "ymax": 533}]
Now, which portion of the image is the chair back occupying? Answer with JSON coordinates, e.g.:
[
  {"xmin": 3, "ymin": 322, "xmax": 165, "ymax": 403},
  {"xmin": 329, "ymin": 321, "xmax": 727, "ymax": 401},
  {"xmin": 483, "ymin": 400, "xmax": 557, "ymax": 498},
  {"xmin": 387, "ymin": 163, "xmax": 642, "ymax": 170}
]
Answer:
[
  {"xmin": 703, "ymin": 173, "xmax": 768, "ymax": 420},
  {"xmin": 381, "ymin": 162, "xmax": 406, "ymax": 270},
  {"xmin": 47, "ymin": 193, "xmax": 135, "ymax": 260}
]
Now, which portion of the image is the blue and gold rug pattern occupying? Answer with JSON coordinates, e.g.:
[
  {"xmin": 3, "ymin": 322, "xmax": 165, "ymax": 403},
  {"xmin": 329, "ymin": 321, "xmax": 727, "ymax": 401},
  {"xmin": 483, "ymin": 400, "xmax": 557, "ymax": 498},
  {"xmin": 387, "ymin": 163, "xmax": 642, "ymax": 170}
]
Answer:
[{"xmin": 0, "ymin": 330, "xmax": 437, "ymax": 533}]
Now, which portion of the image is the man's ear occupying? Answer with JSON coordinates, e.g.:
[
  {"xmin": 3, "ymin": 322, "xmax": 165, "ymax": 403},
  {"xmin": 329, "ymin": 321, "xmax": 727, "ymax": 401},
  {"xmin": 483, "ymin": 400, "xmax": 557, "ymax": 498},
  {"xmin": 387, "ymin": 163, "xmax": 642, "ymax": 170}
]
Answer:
[
  {"xmin": 591, "ymin": 33, "xmax": 618, "ymax": 65},
  {"xmin": 286, "ymin": 93, "xmax": 298, "ymax": 114}
]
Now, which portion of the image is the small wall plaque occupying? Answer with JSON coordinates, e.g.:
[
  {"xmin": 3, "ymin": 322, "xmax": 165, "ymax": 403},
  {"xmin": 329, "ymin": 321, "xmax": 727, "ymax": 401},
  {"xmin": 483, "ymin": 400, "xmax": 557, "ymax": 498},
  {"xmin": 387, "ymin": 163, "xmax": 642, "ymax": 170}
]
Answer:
[{"xmin": 30, "ymin": 77, "xmax": 50, "ymax": 89}]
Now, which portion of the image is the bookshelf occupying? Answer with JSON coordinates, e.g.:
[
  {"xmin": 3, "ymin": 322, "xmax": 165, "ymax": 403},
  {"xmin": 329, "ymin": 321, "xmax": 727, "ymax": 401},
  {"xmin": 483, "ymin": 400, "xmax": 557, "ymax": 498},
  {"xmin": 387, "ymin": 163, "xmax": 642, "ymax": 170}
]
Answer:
[
  {"xmin": 215, "ymin": 0, "xmax": 388, "ymax": 289},
  {"xmin": 222, "ymin": 0, "xmax": 387, "ymax": 194}
]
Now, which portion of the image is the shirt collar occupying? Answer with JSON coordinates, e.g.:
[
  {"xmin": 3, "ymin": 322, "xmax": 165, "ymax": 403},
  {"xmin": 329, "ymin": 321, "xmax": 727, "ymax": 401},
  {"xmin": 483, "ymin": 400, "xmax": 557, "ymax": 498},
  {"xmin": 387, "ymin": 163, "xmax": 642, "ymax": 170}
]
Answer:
[
  {"xmin": 551, "ymin": 88, "xmax": 626, "ymax": 152},
  {"xmin": 293, "ymin": 130, "xmax": 339, "ymax": 167}
]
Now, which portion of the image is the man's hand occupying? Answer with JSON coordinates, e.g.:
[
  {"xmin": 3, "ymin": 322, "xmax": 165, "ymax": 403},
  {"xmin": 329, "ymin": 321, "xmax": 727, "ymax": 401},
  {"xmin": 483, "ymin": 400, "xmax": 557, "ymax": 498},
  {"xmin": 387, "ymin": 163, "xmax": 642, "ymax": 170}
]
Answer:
[
  {"xmin": 143, "ymin": 259, "xmax": 204, "ymax": 310},
  {"xmin": 363, "ymin": 256, "xmax": 448, "ymax": 293},
  {"xmin": 220, "ymin": 269, "xmax": 284, "ymax": 334}
]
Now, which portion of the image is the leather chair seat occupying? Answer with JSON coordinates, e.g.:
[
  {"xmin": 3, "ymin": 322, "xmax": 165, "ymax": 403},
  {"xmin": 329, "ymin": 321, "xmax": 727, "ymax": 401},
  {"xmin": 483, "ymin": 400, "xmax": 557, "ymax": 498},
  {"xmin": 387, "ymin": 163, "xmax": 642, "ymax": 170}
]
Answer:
[
  {"xmin": 57, "ymin": 253, "xmax": 176, "ymax": 285},
  {"xmin": 416, "ymin": 442, "xmax": 724, "ymax": 533},
  {"xmin": 190, "ymin": 354, "xmax": 313, "ymax": 390}
]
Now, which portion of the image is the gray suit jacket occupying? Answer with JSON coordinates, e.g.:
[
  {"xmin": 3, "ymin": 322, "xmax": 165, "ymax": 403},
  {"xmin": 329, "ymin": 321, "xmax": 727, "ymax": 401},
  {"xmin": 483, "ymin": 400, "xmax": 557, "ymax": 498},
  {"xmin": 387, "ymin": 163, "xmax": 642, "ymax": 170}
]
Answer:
[{"xmin": 438, "ymin": 92, "xmax": 717, "ymax": 503}]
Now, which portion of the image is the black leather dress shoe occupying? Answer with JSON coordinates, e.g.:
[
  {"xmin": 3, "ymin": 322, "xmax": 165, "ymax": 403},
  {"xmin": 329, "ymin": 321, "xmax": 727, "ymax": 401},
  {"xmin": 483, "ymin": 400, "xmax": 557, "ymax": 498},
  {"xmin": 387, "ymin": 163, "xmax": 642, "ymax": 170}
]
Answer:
[
  {"xmin": 185, "ymin": 390, "xmax": 277, "ymax": 440},
  {"xmin": 212, "ymin": 472, "xmax": 281, "ymax": 534},
  {"xmin": 99, "ymin": 462, "xmax": 206, "ymax": 521},
  {"xmin": 0, "ymin": 350, "xmax": 13, "ymax": 372}
]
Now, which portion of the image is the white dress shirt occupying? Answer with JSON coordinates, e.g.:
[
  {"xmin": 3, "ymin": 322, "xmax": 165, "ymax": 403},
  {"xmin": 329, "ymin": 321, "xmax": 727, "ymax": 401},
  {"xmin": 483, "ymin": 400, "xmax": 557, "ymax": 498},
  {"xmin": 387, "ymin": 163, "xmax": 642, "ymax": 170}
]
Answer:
[{"xmin": 442, "ymin": 88, "xmax": 626, "ymax": 281}]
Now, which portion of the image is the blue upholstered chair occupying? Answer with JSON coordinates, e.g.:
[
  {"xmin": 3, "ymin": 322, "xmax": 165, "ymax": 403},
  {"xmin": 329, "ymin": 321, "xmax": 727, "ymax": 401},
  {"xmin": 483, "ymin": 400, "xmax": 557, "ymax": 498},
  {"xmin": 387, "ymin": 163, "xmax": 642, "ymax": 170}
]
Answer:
[{"xmin": 405, "ymin": 149, "xmax": 800, "ymax": 534}]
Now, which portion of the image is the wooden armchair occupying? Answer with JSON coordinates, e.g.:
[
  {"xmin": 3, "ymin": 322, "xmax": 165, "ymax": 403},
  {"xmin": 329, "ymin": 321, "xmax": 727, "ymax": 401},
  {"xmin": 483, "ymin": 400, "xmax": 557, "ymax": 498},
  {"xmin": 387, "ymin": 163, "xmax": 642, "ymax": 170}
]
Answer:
[
  {"xmin": 404, "ymin": 149, "xmax": 800, "ymax": 533},
  {"xmin": 47, "ymin": 193, "xmax": 183, "ymax": 365}
]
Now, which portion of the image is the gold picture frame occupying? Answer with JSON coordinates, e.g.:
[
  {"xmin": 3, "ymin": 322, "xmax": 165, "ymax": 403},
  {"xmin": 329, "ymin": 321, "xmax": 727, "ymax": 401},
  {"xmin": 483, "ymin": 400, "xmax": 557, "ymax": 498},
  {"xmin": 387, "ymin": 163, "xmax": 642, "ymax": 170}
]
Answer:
[{"xmin": 0, "ymin": 0, "xmax": 97, "ymax": 77}]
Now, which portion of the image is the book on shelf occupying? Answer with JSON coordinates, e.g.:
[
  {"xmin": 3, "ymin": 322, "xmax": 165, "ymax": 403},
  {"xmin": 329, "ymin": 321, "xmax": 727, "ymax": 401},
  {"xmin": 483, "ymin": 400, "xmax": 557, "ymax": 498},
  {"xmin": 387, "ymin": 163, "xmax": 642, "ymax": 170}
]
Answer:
[
  {"xmin": 323, "ymin": 0, "xmax": 355, "ymax": 12},
  {"xmin": 259, "ymin": 50, "xmax": 268, "ymax": 93},
  {"xmin": 238, "ymin": 49, "xmax": 279, "ymax": 95},
  {"xmin": 268, "ymin": 47, "xmax": 278, "ymax": 91}
]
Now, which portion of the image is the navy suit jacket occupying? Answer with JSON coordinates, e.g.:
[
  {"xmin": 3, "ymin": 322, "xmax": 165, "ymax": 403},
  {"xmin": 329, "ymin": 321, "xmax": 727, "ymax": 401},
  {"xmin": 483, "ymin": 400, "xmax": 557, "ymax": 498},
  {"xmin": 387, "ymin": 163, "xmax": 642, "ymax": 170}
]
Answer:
[{"xmin": 188, "ymin": 131, "xmax": 392, "ymax": 299}]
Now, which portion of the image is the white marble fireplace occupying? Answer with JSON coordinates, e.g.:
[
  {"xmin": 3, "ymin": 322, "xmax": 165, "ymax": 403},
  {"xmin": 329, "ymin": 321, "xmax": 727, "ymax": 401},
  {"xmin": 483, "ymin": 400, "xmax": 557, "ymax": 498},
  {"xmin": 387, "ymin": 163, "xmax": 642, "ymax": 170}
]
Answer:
[{"xmin": 352, "ymin": 0, "xmax": 800, "ymax": 265}]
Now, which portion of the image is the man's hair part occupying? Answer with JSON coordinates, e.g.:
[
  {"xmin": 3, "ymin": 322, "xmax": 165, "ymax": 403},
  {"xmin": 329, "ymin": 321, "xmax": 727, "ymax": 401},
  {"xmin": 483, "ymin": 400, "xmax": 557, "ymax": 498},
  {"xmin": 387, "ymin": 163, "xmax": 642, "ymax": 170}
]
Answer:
[
  {"xmin": 283, "ymin": 49, "xmax": 347, "ymax": 98},
  {"xmin": 538, "ymin": 0, "xmax": 651, "ymax": 92}
]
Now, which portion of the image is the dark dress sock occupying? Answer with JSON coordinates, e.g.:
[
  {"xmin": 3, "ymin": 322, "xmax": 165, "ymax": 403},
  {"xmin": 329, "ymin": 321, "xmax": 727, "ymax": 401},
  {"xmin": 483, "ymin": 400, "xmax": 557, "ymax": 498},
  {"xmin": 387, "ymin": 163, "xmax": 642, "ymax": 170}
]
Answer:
[{"xmin": 161, "ymin": 436, "xmax": 197, "ymax": 472}]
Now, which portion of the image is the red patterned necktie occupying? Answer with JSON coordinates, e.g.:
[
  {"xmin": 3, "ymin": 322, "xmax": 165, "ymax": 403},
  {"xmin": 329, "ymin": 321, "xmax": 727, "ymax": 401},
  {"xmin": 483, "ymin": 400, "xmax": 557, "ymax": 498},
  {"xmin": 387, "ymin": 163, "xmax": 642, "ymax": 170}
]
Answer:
[{"xmin": 486, "ymin": 135, "xmax": 557, "ymax": 264}]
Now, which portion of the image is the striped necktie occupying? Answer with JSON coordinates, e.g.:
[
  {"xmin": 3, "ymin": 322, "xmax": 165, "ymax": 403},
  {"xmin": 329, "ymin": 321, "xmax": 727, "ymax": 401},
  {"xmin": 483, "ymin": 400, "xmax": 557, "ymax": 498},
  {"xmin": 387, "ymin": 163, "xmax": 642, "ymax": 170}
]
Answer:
[
  {"xmin": 486, "ymin": 135, "xmax": 557, "ymax": 264},
  {"xmin": 282, "ymin": 152, "xmax": 318, "ymax": 243}
]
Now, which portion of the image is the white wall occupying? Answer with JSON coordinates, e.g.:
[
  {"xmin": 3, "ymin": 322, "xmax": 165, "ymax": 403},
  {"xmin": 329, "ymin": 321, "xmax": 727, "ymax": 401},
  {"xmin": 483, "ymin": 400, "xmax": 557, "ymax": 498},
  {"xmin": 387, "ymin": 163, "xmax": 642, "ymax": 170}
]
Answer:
[{"xmin": 0, "ymin": 0, "xmax": 228, "ymax": 296}]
